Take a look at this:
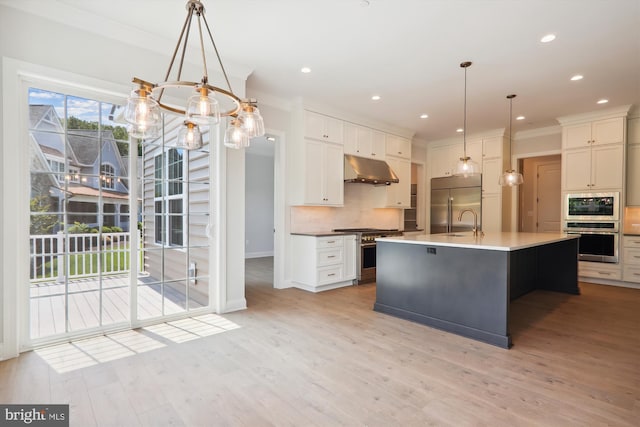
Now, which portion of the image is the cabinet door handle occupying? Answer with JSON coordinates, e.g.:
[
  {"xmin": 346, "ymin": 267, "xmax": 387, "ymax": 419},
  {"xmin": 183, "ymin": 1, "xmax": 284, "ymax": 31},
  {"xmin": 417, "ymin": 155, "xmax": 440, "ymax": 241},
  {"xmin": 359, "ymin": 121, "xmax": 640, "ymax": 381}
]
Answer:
[
  {"xmin": 327, "ymin": 240, "xmax": 335, "ymax": 244},
  {"xmin": 597, "ymin": 272, "xmax": 612, "ymax": 276},
  {"xmin": 328, "ymin": 273, "xmax": 336, "ymax": 277},
  {"xmin": 327, "ymin": 255, "xmax": 336, "ymax": 258}
]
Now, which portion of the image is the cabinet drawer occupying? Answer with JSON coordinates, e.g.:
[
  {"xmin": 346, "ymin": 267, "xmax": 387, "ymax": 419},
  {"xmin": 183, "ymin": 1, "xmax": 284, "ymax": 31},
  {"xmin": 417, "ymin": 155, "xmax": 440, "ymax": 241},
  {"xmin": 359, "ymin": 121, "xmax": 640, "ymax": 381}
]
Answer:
[
  {"xmin": 317, "ymin": 266, "xmax": 343, "ymax": 285},
  {"xmin": 623, "ymin": 266, "xmax": 640, "ymax": 283},
  {"xmin": 317, "ymin": 248, "xmax": 343, "ymax": 266},
  {"xmin": 623, "ymin": 236, "xmax": 640, "ymax": 248},
  {"xmin": 623, "ymin": 247, "xmax": 640, "ymax": 266},
  {"xmin": 317, "ymin": 236, "xmax": 343, "ymax": 248},
  {"xmin": 578, "ymin": 262, "xmax": 622, "ymax": 281}
]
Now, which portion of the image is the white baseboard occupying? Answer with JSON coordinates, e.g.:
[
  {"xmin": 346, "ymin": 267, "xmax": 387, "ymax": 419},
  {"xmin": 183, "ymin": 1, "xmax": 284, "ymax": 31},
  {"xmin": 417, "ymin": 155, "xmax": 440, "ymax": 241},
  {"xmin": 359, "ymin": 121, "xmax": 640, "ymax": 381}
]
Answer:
[
  {"xmin": 291, "ymin": 280, "xmax": 355, "ymax": 293},
  {"xmin": 580, "ymin": 277, "xmax": 640, "ymax": 289},
  {"xmin": 245, "ymin": 251, "xmax": 274, "ymax": 259}
]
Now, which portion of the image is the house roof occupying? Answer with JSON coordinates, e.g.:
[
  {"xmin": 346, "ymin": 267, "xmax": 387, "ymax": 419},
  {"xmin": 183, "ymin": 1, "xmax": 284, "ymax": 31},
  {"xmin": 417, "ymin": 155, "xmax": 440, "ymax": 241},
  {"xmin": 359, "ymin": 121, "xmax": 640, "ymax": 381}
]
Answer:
[
  {"xmin": 66, "ymin": 183, "xmax": 128, "ymax": 200},
  {"xmin": 67, "ymin": 130, "xmax": 104, "ymax": 166},
  {"xmin": 29, "ymin": 104, "xmax": 57, "ymax": 128},
  {"xmin": 39, "ymin": 144, "xmax": 64, "ymax": 158}
]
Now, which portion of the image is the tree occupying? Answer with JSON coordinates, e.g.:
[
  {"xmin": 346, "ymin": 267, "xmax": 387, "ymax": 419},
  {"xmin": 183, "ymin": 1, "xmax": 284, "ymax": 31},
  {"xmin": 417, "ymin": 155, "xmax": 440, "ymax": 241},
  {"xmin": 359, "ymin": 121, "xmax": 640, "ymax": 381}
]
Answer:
[
  {"xmin": 63, "ymin": 116, "xmax": 131, "ymax": 156},
  {"xmin": 29, "ymin": 195, "xmax": 59, "ymax": 235}
]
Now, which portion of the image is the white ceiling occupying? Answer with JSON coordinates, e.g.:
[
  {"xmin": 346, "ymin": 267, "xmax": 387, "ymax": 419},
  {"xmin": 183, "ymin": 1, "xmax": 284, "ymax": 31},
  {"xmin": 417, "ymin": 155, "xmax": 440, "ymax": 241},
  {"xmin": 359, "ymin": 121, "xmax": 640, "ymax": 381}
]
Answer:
[{"xmin": 5, "ymin": 0, "xmax": 640, "ymax": 142}]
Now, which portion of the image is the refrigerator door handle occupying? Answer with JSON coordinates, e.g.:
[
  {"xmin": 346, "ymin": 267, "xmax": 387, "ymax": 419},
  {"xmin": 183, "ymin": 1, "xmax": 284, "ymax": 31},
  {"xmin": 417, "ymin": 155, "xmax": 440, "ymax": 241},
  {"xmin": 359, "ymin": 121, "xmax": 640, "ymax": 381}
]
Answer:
[{"xmin": 447, "ymin": 197, "xmax": 452, "ymax": 233}]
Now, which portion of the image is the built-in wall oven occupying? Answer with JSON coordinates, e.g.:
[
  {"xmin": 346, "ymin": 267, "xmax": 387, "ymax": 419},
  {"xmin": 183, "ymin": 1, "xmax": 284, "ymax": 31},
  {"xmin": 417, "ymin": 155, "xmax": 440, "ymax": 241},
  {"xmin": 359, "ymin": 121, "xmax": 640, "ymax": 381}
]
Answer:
[
  {"xmin": 563, "ymin": 221, "xmax": 619, "ymax": 263},
  {"xmin": 564, "ymin": 192, "xmax": 620, "ymax": 263},
  {"xmin": 333, "ymin": 228, "xmax": 403, "ymax": 283}
]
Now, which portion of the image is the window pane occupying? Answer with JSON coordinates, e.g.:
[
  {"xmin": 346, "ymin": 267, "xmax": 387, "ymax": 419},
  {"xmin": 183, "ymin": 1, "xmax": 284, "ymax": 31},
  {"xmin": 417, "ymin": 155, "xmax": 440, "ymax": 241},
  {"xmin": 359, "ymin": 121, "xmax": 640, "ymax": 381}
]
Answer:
[
  {"xmin": 66, "ymin": 96, "xmax": 100, "ymax": 136},
  {"xmin": 155, "ymin": 201, "xmax": 164, "ymax": 244},
  {"xmin": 154, "ymin": 155, "xmax": 162, "ymax": 197},
  {"xmin": 169, "ymin": 199, "xmax": 183, "ymax": 246}
]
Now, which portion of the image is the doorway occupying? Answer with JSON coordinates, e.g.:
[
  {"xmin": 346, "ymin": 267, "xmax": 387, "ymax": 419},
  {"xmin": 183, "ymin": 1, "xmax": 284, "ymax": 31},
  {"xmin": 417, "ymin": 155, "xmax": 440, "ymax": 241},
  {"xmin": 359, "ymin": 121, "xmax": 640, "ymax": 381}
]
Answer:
[
  {"xmin": 245, "ymin": 135, "xmax": 276, "ymax": 289},
  {"xmin": 518, "ymin": 155, "xmax": 562, "ymax": 232}
]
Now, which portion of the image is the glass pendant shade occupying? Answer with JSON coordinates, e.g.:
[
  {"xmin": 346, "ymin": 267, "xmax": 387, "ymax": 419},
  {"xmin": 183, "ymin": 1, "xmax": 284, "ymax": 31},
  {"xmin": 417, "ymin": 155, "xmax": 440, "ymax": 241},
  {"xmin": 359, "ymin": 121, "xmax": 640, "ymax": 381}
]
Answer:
[
  {"xmin": 499, "ymin": 170, "xmax": 524, "ymax": 186},
  {"xmin": 239, "ymin": 105, "xmax": 265, "ymax": 138},
  {"xmin": 176, "ymin": 121, "xmax": 203, "ymax": 150},
  {"xmin": 224, "ymin": 118, "xmax": 249, "ymax": 149},
  {"xmin": 499, "ymin": 93, "xmax": 524, "ymax": 187},
  {"xmin": 186, "ymin": 89, "xmax": 220, "ymax": 125},
  {"xmin": 454, "ymin": 156, "xmax": 480, "ymax": 178},
  {"xmin": 124, "ymin": 90, "xmax": 161, "ymax": 138}
]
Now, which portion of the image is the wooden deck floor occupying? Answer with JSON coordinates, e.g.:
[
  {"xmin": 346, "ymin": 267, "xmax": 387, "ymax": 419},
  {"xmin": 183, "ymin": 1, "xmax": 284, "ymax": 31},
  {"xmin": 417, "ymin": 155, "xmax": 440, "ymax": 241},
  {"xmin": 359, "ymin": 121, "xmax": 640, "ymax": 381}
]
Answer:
[
  {"xmin": 30, "ymin": 275, "xmax": 208, "ymax": 339},
  {"xmin": 2, "ymin": 257, "xmax": 639, "ymax": 426}
]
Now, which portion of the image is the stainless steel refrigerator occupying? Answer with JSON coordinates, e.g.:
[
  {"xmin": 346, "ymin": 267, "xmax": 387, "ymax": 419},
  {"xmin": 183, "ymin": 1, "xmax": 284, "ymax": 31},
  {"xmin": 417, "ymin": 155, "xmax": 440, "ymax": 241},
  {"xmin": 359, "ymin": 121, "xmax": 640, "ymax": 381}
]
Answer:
[{"xmin": 430, "ymin": 175, "xmax": 482, "ymax": 234}]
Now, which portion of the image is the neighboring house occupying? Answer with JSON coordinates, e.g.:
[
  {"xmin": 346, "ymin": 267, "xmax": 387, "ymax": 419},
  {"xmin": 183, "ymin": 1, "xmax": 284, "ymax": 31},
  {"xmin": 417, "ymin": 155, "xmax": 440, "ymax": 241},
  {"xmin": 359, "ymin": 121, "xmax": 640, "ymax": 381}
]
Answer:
[
  {"xmin": 28, "ymin": 104, "xmax": 130, "ymax": 231},
  {"xmin": 140, "ymin": 116, "xmax": 212, "ymax": 300}
]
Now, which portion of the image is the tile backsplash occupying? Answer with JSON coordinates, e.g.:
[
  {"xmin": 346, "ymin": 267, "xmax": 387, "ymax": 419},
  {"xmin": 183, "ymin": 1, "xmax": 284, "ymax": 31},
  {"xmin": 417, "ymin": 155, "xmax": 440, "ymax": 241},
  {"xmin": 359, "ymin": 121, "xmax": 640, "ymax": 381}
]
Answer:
[
  {"xmin": 290, "ymin": 184, "xmax": 403, "ymax": 233},
  {"xmin": 624, "ymin": 207, "xmax": 640, "ymax": 235}
]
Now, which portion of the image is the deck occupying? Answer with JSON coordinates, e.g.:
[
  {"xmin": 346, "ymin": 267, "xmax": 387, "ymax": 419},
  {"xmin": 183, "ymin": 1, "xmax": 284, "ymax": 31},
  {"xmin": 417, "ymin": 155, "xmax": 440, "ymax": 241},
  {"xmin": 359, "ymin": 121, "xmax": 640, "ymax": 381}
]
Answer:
[{"xmin": 30, "ymin": 274, "xmax": 208, "ymax": 339}]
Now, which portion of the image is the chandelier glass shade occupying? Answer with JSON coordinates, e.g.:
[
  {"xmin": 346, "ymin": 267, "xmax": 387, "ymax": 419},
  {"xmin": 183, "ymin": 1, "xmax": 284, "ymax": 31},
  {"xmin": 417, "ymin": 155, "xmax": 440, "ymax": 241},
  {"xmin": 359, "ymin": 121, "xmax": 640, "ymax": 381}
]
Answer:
[
  {"xmin": 454, "ymin": 61, "xmax": 480, "ymax": 177},
  {"xmin": 499, "ymin": 94, "xmax": 524, "ymax": 186},
  {"xmin": 124, "ymin": 0, "xmax": 265, "ymax": 149}
]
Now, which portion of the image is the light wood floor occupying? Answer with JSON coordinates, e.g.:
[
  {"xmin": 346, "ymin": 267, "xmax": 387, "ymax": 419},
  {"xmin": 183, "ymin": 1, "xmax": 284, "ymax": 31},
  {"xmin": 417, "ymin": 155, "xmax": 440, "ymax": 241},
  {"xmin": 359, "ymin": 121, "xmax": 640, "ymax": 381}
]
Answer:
[{"xmin": 2, "ymin": 257, "xmax": 639, "ymax": 426}]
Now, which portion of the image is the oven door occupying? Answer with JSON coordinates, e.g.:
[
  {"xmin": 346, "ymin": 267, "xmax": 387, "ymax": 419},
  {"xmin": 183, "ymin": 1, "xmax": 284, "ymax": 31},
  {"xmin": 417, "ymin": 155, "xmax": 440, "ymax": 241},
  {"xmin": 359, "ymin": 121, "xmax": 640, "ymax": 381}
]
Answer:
[
  {"xmin": 566, "ymin": 231, "xmax": 619, "ymax": 263},
  {"xmin": 360, "ymin": 243, "xmax": 377, "ymax": 283}
]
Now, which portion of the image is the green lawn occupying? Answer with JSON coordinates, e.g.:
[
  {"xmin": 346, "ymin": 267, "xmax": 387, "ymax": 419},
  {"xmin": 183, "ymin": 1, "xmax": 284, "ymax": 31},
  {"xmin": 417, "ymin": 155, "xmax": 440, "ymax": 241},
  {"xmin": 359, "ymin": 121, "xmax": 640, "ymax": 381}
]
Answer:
[{"xmin": 33, "ymin": 244, "xmax": 140, "ymax": 279}]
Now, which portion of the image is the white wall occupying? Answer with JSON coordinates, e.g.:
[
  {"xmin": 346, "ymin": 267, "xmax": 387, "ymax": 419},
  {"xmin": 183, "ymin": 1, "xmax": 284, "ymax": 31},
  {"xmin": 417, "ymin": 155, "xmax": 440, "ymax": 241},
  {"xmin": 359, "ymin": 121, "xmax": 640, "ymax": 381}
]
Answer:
[{"xmin": 245, "ymin": 152, "xmax": 274, "ymax": 258}]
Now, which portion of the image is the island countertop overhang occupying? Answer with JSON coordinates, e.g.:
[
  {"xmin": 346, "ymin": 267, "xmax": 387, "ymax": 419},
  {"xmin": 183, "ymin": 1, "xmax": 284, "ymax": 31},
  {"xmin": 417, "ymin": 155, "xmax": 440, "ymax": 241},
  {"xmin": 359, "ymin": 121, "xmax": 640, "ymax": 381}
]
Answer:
[{"xmin": 376, "ymin": 232, "xmax": 580, "ymax": 252}]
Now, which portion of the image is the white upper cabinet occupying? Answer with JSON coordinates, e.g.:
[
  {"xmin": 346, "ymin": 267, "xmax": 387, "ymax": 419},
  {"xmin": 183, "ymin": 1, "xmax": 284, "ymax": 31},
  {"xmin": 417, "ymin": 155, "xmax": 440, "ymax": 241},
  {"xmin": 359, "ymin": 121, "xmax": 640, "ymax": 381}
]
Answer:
[
  {"xmin": 560, "ymin": 113, "xmax": 627, "ymax": 192},
  {"xmin": 481, "ymin": 136, "xmax": 503, "ymax": 159},
  {"xmin": 563, "ymin": 117, "xmax": 624, "ymax": 149},
  {"xmin": 344, "ymin": 122, "xmax": 385, "ymax": 159},
  {"xmin": 304, "ymin": 110, "xmax": 344, "ymax": 144},
  {"xmin": 385, "ymin": 134, "xmax": 412, "ymax": 159},
  {"xmin": 377, "ymin": 157, "xmax": 411, "ymax": 208},
  {"xmin": 299, "ymin": 138, "xmax": 344, "ymax": 206},
  {"xmin": 430, "ymin": 144, "xmax": 462, "ymax": 178}
]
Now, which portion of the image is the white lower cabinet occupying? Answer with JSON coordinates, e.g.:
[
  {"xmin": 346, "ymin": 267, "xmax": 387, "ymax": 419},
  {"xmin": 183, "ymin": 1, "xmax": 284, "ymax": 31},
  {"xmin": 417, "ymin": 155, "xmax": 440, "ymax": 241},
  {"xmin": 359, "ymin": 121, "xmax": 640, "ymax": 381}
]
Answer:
[
  {"xmin": 579, "ymin": 261, "xmax": 622, "ymax": 281},
  {"xmin": 291, "ymin": 234, "xmax": 356, "ymax": 292},
  {"xmin": 623, "ymin": 236, "xmax": 640, "ymax": 284},
  {"xmin": 481, "ymin": 192, "xmax": 501, "ymax": 233}
]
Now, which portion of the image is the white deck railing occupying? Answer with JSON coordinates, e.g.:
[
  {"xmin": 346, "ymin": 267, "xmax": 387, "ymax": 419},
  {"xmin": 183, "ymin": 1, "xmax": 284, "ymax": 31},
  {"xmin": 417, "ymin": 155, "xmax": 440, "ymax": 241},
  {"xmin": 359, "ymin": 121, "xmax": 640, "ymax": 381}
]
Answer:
[{"xmin": 30, "ymin": 231, "xmax": 138, "ymax": 282}]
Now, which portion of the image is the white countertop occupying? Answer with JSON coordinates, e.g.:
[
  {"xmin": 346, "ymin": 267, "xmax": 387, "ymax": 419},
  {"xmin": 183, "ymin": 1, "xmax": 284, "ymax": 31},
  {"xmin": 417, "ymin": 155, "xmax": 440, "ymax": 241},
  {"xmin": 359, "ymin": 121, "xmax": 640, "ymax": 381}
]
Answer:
[{"xmin": 377, "ymin": 232, "xmax": 579, "ymax": 252}]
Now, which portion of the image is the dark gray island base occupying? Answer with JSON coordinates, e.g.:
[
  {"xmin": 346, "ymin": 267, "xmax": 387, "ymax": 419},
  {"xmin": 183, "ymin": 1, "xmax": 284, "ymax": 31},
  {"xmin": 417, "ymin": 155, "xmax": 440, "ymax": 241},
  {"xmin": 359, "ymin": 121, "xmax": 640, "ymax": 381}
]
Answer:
[{"xmin": 374, "ymin": 234, "xmax": 579, "ymax": 349}]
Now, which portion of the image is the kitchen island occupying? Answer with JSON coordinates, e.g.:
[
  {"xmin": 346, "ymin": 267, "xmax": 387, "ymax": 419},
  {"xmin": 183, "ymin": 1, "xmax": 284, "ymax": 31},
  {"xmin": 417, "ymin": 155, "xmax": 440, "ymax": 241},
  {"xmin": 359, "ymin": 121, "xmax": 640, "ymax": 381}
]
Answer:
[{"xmin": 374, "ymin": 232, "xmax": 580, "ymax": 348}]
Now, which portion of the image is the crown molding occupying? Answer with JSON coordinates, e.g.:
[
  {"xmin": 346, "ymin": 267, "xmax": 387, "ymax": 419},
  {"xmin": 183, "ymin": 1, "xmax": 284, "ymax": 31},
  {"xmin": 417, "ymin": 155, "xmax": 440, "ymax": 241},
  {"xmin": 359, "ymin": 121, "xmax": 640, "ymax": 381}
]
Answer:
[
  {"xmin": 556, "ymin": 105, "xmax": 632, "ymax": 126},
  {"xmin": 514, "ymin": 125, "xmax": 561, "ymax": 140}
]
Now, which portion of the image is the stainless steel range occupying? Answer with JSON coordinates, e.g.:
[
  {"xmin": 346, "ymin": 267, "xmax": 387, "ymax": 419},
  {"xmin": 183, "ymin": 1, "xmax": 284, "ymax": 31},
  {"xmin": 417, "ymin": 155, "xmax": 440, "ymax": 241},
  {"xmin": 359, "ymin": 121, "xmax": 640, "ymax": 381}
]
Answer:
[{"xmin": 333, "ymin": 228, "xmax": 404, "ymax": 284}]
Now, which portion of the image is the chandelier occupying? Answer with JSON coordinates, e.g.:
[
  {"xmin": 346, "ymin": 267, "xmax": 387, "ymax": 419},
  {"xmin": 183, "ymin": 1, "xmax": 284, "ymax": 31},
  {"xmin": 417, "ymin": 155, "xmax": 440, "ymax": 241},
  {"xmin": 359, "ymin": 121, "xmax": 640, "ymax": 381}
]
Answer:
[
  {"xmin": 498, "ymin": 94, "xmax": 524, "ymax": 186},
  {"xmin": 453, "ymin": 61, "xmax": 480, "ymax": 177},
  {"xmin": 124, "ymin": 0, "xmax": 265, "ymax": 149}
]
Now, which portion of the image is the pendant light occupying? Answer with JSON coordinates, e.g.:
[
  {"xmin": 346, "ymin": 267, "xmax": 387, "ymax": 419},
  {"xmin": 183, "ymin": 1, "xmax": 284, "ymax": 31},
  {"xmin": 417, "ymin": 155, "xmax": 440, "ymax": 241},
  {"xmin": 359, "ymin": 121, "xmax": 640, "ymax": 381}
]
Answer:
[
  {"xmin": 499, "ymin": 94, "xmax": 524, "ymax": 186},
  {"xmin": 454, "ymin": 61, "xmax": 480, "ymax": 177}
]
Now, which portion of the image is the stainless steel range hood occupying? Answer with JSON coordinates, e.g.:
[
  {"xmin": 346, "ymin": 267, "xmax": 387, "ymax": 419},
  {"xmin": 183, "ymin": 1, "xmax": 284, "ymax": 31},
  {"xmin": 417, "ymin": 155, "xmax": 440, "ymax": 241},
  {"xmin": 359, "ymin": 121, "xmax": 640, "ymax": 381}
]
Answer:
[{"xmin": 344, "ymin": 154, "xmax": 399, "ymax": 185}]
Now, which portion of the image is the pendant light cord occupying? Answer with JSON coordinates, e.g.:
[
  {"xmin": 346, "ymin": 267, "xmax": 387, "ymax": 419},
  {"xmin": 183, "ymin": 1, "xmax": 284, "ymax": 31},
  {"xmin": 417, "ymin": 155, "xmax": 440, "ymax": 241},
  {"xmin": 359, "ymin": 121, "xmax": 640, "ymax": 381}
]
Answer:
[
  {"xmin": 463, "ymin": 65, "xmax": 467, "ymax": 157},
  {"xmin": 507, "ymin": 94, "xmax": 516, "ymax": 170}
]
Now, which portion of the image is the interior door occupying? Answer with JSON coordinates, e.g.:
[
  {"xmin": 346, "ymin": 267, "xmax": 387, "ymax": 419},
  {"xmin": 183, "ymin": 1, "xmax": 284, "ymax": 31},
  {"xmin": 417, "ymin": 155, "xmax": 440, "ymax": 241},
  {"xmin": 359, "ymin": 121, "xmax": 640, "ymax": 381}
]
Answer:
[{"xmin": 537, "ymin": 162, "xmax": 561, "ymax": 232}]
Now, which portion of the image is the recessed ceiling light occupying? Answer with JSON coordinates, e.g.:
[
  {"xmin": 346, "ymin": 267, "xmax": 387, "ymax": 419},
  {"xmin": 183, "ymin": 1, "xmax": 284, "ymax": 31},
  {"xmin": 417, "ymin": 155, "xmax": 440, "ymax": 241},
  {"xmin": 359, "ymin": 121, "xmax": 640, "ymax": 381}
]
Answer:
[
  {"xmin": 597, "ymin": 99, "xmax": 609, "ymax": 104},
  {"xmin": 420, "ymin": 114, "xmax": 429, "ymax": 119},
  {"xmin": 456, "ymin": 128, "xmax": 464, "ymax": 133},
  {"xmin": 516, "ymin": 116, "xmax": 525, "ymax": 120},
  {"xmin": 300, "ymin": 67, "xmax": 311, "ymax": 73},
  {"xmin": 570, "ymin": 74, "xmax": 583, "ymax": 81},
  {"xmin": 540, "ymin": 34, "xmax": 556, "ymax": 43},
  {"xmin": 371, "ymin": 95, "xmax": 381, "ymax": 101}
]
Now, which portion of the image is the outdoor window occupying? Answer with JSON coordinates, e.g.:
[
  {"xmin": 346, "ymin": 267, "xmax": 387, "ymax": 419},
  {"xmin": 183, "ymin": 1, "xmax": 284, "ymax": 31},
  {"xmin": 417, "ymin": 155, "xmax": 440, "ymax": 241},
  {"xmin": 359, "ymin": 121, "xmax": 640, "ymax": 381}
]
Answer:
[
  {"xmin": 100, "ymin": 163, "xmax": 115, "ymax": 189},
  {"xmin": 47, "ymin": 159, "xmax": 65, "ymax": 183},
  {"xmin": 154, "ymin": 148, "xmax": 184, "ymax": 246}
]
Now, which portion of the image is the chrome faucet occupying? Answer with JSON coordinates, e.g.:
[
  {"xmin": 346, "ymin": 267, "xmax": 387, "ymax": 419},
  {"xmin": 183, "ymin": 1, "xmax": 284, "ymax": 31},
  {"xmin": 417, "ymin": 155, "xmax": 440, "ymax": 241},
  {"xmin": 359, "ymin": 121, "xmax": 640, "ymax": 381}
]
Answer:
[{"xmin": 458, "ymin": 209, "xmax": 484, "ymax": 237}]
